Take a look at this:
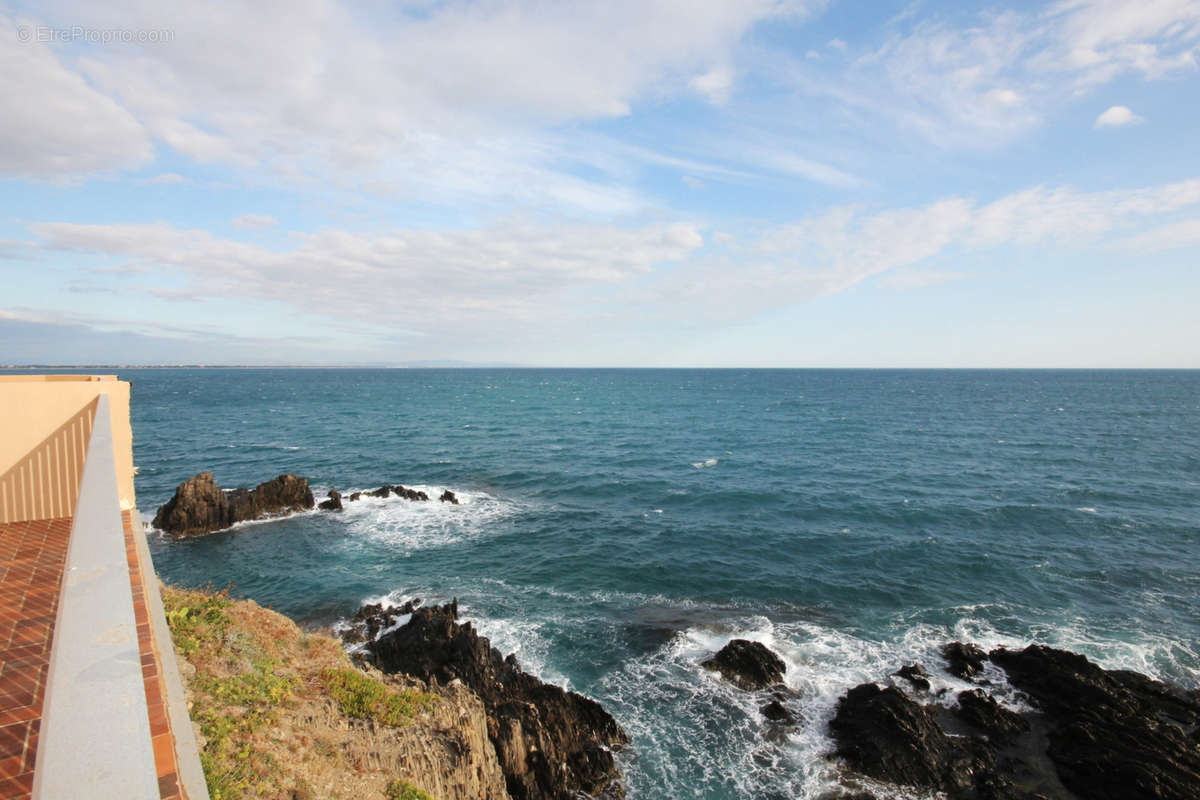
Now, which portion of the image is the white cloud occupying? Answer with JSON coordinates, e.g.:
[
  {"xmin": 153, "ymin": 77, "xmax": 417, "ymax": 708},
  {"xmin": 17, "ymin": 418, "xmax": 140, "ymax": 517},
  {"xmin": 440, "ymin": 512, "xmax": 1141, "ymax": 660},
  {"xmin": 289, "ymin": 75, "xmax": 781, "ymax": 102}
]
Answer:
[
  {"xmin": 15, "ymin": 176, "xmax": 1200, "ymax": 341},
  {"xmin": 682, "ymin": 175, "xmax": 705, "ymax": 189},
  {"xmin": 1114, "ymin": 217, "xmax": 1200, "ymax": 251},
  {"xmin": 690, "ymin": 66, "xmax": 735, "ymax": 104},
  {"xmin": 231, "ymin": 214, "xmax": 279, "ymax": 230},
  {"xmin": 28, "ymin": 218, "xmax": 705, "ymax": 331},
  {"xmin": 1094, "ymin": 104, "xmax": 1144, "ymax": 127},
  {"xmin": 648, "ymin": 176, "xmax": 1200, "ymax": 317},
  {"xmin": 0, "ymin": 14, "xmax": 152, "ymax": 178},
  {"xmin": 9, "ymin": 0, "xmax": 814, "ymax": 196},
  {"xmin": 798, "ymin": 0, "xmax": 1200, "ymax": 148}
]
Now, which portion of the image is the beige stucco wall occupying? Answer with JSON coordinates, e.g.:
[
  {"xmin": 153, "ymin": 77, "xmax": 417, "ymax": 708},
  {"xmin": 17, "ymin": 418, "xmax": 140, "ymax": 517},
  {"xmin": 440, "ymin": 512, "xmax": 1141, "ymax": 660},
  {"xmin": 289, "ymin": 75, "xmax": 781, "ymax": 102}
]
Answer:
[{"xmin": 0, "ymin": 375, "xmax": 136, "ymax": 517}]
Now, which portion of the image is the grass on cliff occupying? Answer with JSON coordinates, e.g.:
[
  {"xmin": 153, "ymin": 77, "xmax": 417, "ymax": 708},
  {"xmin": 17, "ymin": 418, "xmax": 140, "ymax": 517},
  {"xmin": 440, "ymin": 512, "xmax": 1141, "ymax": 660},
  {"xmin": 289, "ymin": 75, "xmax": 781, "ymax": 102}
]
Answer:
[
  {"xmin": 385, "ymin": 779, "xmax": 436, "ymax": 800},
  {"xmin": 322, "ymin": 667, "xmax": 436, "ymax": 725},
  {"xmin": 163, "ymin": 585, "xmax": 438, "ymax": 800}
]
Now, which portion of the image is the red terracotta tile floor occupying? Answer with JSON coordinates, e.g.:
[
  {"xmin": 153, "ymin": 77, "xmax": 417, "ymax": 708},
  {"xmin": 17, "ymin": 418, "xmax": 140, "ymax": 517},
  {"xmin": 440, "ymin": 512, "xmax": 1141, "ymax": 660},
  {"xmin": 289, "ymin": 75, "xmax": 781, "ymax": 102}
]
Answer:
[{"xmin": 0, "ymin": 517, "xmax": 72, "ymax": 800}]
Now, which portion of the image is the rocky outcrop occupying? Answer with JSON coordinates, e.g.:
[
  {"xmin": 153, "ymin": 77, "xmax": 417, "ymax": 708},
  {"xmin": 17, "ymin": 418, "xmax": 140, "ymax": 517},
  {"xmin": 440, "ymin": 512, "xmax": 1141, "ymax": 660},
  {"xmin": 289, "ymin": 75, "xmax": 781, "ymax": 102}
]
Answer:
[
  {"xmin": 357, "ymin": 601, "xmax": 628, "ymax": 800},
  {"xmin": 701, "ymin": 639, "xmax": 786, "ymax": 691},
  {"xmin": 318, "ymin": 490, "xmax": 343, "ymax": 511},
  {"xmin": 892, "ymin": 663, "xmax": 931, "ymax": 692},
  {"xmin": 154, "ymin": 472, "xmax": 465, "ymax": 533},
  {"xmin": 831, "ymin": 683, "xmax": 987, "ymax": 796},
  {"xmin": 391, "ymin": 484, "xmax": 430, "ymax": 501},
  {"xmin": 942, "ymin": 641, "xmax": 987, "ymax": 680},
  {"xmin": 829, "ymin": 643, "xmax": 1200, "ymax": 800},
  {"xmin": 339, "ymin": 599, "xmax": 423, "ymax": 646},
  {"xmin": 364, "ymin": 485, "xmax": 431, "ymax": 502},
  {"xmin": 989, "ymin": 645, "xmax": 1200, "ymax": 800},
  {"xmin": 153, "ymin": 472, "xmax": 315, "ymax": 536}
]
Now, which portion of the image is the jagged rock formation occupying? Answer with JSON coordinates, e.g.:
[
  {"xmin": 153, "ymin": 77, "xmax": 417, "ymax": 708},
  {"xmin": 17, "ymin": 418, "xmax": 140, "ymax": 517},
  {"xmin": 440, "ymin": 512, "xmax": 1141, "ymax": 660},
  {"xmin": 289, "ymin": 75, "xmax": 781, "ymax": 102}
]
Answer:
[
  {"xmin": 701, "ymin": 639, "xmax": 786, "ymax": 691},
  {"xmin": 357, "ymin": 601, "xmax": 628, "ymax": 800},
  {"xmin": 318, "ymin": 490, "xmax": 343, "ymax": 511},
  {"xmin": 829, "ymin": 643, "xmax": 1200, "ymax": 800},
  {"xmin": 152, "ymin": 472, "xmax": 314, "ymax": 536},
  {"xmin": 365, "ymin": 485, "xmax": 430, "ymax": 501},
  {"xmin": 440, "ymin": 490, "xmax": 459, "ymax": 504},
  {"xmin": 339, "ymin": 599, "xmax": 423, "ymax": 646},
  {"xmin": 892, "ymin": 663, "xmax": 932, "ymax": 692}
]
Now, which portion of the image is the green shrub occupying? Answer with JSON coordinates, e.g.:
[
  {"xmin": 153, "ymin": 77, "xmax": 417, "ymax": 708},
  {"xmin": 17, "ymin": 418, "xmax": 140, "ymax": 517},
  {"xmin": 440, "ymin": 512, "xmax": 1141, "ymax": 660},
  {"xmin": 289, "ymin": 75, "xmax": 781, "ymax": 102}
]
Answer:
[
  {"xmin": 322, "ymin": 668, "xmax": 436, "ymax": 726},
  {"xmin": 384, "ymin": 778, "xmax": 435, "ymax": 800},
  {"xmin": 163, "ymin": 587, "xmax": 233, "ymax": 656}
]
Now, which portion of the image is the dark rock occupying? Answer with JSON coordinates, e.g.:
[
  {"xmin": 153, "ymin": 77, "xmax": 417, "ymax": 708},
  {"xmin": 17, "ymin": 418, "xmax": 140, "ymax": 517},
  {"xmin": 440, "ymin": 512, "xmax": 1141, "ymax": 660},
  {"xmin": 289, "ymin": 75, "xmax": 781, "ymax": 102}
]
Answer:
[
  {"xmin": 366, "ymin": 602, "xmax": 627, "ymax": 800},
  {"xmin": 760, "ymin": 699, "xmax": 797, "ymax": 724},
  {"xmin": 368, "ymin": 486, "xmax": 392, "ymax": 498},
  {"xmin": 954, "ymin": 689, "xmax": 1028, "ymax": 743},
  {"xmin": 829, "ymin": 644, "xmax": 1200, "ymax": 800},
  {"xmin": 152, "ymin": 472, "xmax": 315, "ymax": 536},
  {"xmin": 830, "ymin": 683, "xmax": 986, "ymax": 796},
  {"xmin": 349, "ymin": 491, "xmax": 362, "ymax": 501},
  {"xmin": 893, "ymin": 663, "xmax": 932, "ymax": 692},
  {"xmin": 340, "ymin": 598, "xmax": 423, "ymax": 645},
  {"xmin": 990, "ymin": 644, "xmax": 1200, "ymax": 800},
  {"xmin": 391, "ymin": 484, "xmax": 430, "ymax": 501},
  {"xmin": 701, "ymin": 639, "xmax": 786, "ymax": 691},
  {"xmin": 318, "ymin": 490, "xmax": 343, "ymax": 511},
  {"xmin": 942, "ymin": 641, "xmax": 988, "ymax": 680},
  {"xmin": 439, "ymin": 490, "xmax": 459, "ymax": 504},
  {"xmin": 253, "ymin": 473, "xmax": 315, "ymax": 510}
]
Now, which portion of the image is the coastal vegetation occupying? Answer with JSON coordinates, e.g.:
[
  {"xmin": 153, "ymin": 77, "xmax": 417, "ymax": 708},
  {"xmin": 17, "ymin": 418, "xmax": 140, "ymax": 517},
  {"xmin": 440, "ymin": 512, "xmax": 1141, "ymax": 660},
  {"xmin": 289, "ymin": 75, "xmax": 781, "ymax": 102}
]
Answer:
[{"xmin": 162, "ymin": 585, "xmax": 442, "ymax": 800}]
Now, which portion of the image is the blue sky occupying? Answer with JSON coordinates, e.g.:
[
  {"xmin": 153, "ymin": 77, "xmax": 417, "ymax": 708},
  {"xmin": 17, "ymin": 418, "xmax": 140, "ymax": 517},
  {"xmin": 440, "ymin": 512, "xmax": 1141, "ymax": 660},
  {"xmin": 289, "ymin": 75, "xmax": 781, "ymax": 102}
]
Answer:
[{"xmin": 1, "ymin": 0, "xmax": 1198, "ymax": 366}]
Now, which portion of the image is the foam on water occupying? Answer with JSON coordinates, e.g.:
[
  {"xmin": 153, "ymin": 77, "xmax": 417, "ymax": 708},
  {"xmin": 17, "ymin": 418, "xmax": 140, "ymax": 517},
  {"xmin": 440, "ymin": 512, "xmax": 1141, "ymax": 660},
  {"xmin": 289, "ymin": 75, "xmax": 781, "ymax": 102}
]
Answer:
[
  {"xmin": 335, "ymin": 486, "xmax": 523, "ymax": 554},
  {"xmin": 602, "ymin": 610, "xmax": 1196, "ymax": 799}
]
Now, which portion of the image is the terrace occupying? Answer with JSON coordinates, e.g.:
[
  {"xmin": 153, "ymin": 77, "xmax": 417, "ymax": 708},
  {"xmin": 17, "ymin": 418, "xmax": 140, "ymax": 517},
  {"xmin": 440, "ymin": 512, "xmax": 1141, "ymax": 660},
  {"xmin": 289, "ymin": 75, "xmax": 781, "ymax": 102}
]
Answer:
[{"xmin": 0, "ymin": 375, "xmax": 207, "ymax": 799}]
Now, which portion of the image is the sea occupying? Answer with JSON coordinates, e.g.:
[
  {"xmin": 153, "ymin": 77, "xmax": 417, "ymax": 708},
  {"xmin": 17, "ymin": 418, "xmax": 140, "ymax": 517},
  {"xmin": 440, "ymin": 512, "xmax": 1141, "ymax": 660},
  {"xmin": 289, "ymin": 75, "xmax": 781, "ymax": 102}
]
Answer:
[{"xmin": 64, "ymin": 368, "xmax": 1200, "ymax": 797}]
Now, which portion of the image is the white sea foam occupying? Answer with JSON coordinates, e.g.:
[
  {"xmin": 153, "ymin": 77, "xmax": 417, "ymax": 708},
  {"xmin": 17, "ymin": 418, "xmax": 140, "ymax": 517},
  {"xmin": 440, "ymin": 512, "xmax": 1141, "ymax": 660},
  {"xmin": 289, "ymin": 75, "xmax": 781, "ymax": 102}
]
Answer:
[
  {"xmin": 335, "ymin": 485, "xmax": 523, "ymax": 554},
  {"xmin": 1076, "ymin": 506, "xmax": 1097, "ymax": 513},
  {"xmin": 601, "ymin": 608, "xmax": 1198, "ymax": 799},
  {"xmin": 691, "ymin": 457, "xmax": 719, "ymax": 469}
]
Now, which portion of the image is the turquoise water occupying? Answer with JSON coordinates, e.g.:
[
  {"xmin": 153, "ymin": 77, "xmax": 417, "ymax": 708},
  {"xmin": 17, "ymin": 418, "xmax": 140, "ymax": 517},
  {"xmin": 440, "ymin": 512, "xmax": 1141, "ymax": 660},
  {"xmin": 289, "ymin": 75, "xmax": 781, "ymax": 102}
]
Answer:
[{"xmin": 117, "ymin": 369, "xmax": 1198, "ymax": 797}]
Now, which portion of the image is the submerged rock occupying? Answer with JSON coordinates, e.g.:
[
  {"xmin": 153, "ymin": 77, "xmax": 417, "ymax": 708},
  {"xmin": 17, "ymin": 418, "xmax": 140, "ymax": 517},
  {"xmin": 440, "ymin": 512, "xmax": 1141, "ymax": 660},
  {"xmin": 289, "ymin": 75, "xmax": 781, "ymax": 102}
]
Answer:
[
  {"xmin": 701, "ymin": 639, "xmax": 787, "ymax": 691},
  {"xmin": 318, "ymin": 490, "xmax": 343, "ymax": 511},
  {"xmin": 829, "ymin": 643, "xmax": 1200, "ymax": 800},
  {"xmin": 360, "ymin": 601, "xmax": 627, "ymax": 800},
  {"xmin": 760, "ymin": 699, "xmax": 798, "ymax": 725},
  {"xmin": 152, "ymin": 472, "xmax": 314, "ymax": 536}
]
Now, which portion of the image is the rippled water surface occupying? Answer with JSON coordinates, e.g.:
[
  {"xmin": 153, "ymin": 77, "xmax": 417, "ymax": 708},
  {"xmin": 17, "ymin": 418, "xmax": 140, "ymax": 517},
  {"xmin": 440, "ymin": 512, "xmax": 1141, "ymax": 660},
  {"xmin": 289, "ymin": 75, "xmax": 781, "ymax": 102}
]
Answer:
[{"xmin": 111, "ymin": 368, "xmax": 1200, "ymax": 798}]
